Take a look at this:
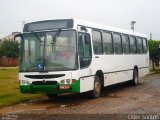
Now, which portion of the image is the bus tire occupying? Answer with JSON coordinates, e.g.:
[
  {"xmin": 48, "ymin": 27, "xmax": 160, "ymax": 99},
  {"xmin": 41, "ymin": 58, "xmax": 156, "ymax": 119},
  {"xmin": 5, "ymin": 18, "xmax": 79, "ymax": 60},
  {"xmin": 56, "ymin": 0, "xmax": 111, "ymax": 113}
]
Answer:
[
  {"xmin": 90, "ymin": 76, "xmax": 101, "ymax": 98},
  {"xmin": 132, "ymin": 69, "xmax": 139, "ymax": 86},
  {"xmin": 47, "ymin": 94, "xmax": 58, "ymax": 100}
]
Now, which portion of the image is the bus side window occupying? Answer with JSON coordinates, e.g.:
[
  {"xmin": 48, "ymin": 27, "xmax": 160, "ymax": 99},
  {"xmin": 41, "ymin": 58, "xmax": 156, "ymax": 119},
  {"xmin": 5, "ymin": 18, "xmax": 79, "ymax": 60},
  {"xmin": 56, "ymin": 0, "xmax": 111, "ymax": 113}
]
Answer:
[
  {"xmin": 92, "ymin": 30, "xmax": 103, "ymax": 55},
  {"xmin": 113, "ymin": 33, "xmax": 122, "ymax": 54},
  {"xmin": 136, "ymin": 37, "xmax": 143, "ymax": 54},
  {"xmin": 103, "ymin": 31, "xmax": 113, "ymax": 54},
  {"xmin": 78, "ymin": 33, "xmax": 92, "ymax": 68},
  {"xmin": 130, "ymin": 36, "xmax": 137, "ymax": 54},
  {"xmin": 142, "ymin": 38, "xmax": 148, "ymax": 53},
  {"xmin": 122, "ymin": 35, "xmax": 130, "ymax": 54}
]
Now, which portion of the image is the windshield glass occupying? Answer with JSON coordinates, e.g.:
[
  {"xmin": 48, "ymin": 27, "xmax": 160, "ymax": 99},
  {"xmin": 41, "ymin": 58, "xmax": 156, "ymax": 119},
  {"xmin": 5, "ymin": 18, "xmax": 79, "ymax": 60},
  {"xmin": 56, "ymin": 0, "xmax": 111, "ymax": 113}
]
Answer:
[{"xmin": 20, "ymin": 30, "xmax": 77, "ymax": 72}]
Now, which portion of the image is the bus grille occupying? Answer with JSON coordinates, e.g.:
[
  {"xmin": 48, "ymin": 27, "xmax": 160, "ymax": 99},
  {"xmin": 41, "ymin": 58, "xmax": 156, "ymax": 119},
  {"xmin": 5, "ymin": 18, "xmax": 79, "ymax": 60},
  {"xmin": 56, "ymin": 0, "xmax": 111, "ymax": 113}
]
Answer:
[
  {"xmin": 25, "ymin": 74, "xmax": 65, "ymax": 79},
  {"xmin": 32, "ymin": 81, "xmax": 57, "ymax": 85}
]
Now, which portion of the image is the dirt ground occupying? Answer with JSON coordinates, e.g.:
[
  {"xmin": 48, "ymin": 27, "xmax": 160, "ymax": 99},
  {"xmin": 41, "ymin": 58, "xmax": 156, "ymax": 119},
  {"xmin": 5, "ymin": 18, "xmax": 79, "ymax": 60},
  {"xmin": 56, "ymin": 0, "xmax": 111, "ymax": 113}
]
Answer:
[{"xmin": 0, "ymin": 73, "xmax": 160, "ymax": 120}]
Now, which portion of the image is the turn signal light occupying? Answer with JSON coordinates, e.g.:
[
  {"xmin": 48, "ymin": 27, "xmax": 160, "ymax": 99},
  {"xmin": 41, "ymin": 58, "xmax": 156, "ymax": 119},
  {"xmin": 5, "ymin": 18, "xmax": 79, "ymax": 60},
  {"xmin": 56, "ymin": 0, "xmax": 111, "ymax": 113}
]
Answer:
[{"xmin": 72, "ymin": 79, "xmax": 76, "ymax": 83}]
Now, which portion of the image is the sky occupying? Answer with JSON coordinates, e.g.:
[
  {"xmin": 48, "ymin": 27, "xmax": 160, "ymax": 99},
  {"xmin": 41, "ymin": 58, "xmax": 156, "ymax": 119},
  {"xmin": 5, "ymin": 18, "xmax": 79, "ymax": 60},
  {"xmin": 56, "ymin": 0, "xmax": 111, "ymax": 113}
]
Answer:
[{"xmin": 0, "ymin": 0, "xmax": 160, "ymax": 39}]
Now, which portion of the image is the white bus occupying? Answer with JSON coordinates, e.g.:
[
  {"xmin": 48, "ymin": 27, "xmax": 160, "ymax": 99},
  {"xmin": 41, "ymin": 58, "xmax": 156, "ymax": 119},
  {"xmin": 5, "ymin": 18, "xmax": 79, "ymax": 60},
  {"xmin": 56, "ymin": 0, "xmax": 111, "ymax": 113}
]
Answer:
[{"xmin": 15, "ymin": 18, "xmax": 149, "ymax": 99}]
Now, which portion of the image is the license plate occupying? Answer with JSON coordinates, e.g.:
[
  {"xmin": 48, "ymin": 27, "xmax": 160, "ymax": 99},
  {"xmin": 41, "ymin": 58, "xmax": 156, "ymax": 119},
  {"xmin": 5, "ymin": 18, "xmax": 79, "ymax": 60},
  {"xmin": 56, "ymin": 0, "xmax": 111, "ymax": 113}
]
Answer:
[{"xmin": 59, "ymin": 85, "xmax": 70, "ymax": 90}]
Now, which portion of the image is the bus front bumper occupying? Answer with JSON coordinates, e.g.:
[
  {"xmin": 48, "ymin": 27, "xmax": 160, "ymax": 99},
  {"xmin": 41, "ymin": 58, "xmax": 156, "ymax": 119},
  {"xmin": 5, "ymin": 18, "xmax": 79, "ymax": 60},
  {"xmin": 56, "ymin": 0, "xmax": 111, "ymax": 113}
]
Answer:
[{"xmin": 20, "ymin": 80, "xmax": 80, "ymax": 94}]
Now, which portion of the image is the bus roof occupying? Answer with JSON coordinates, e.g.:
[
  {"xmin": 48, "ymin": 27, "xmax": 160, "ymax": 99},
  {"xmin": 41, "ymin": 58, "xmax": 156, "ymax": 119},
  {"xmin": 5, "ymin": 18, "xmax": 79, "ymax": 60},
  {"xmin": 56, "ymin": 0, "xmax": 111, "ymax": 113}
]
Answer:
[
  {"xmin": 73, "ymin": 18, "xmax": 147, "ymax": 38},
  {"xmin": 23, "ymin": 18, "xmax": 147, "ymax": 38}
]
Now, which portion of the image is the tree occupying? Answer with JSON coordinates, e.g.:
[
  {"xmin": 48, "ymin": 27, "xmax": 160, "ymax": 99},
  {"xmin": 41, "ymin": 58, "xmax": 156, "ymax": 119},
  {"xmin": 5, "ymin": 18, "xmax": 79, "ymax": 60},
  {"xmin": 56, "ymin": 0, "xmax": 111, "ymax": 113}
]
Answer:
[
  {"xmin": 148, "ymin": 40, "xmax": 160, "ymax": 70},
  {"xmin": 0, "ymin": 39, "xmax": 19, "ymax": 64}
]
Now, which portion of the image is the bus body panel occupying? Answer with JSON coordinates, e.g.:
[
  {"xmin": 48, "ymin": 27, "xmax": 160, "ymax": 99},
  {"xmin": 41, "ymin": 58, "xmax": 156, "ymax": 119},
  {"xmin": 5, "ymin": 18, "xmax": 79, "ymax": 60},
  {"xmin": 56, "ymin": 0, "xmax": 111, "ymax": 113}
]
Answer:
[{"xmin": 80, "ymin": 76, "xmax": 94, "ymax": 93}]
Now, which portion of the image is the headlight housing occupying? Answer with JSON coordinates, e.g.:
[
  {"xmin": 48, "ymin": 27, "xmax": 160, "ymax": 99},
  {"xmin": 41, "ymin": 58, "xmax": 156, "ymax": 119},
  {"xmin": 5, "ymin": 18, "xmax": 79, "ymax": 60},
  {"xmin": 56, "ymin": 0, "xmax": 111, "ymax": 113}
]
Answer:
[{"xmin": 60, "ymin": 79, "xmax": 71, "ymax": 84}]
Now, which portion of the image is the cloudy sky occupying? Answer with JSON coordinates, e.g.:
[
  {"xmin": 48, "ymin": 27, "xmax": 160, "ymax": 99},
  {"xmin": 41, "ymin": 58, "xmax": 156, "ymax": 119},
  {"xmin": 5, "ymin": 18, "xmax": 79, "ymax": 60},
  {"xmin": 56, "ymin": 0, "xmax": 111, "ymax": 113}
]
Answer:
[{"xmin": 0, "ymin": 0, "xmax": 159, "ymax": 39}]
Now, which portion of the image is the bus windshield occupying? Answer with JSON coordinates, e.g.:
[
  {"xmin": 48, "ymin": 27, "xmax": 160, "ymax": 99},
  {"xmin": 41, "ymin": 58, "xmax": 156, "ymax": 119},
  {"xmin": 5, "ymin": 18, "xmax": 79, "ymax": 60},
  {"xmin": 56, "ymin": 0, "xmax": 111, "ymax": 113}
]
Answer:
[{"xmin": 20, "ymin": 30, "xmax": 77, "ymax": 72}]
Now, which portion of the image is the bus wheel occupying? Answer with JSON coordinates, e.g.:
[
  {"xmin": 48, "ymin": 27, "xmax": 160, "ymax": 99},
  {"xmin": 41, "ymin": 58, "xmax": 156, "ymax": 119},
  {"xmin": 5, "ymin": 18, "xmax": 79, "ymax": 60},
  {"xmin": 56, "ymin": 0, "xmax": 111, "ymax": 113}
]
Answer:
[
  {"xmin": 90, "ymin": 76, "xmax": 101, "ymax": 98},
  {"xmin": 132, "ymin": 69, "xmax": 139, "ymax": 86},
  {"xmin": 47, "ymin": 94, "xmax": 58, "ymax": 100}
]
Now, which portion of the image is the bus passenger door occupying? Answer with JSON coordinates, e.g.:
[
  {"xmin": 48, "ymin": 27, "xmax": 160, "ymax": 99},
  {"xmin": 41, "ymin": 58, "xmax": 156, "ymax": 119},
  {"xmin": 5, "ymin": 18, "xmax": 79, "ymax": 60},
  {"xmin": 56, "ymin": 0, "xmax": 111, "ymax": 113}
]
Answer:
[{"xmin": 78, "ymin": 30, "xmax": 94, "ymax": 92}]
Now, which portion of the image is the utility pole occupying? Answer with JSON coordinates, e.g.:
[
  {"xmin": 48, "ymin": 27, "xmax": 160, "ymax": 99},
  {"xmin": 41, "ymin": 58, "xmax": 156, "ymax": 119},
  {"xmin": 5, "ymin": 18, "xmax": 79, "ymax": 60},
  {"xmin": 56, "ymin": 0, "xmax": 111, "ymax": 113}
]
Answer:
[
  {"xmin": 130, "ymin": 21, "xmax": 136, "ymax": 32},
  {"xmin": 22, "ymin": 20, "xmax": 26, "ymax": 30},
  {"xmin": 150, "ymin": 33, "xmax": 152, "ymax": 40}
]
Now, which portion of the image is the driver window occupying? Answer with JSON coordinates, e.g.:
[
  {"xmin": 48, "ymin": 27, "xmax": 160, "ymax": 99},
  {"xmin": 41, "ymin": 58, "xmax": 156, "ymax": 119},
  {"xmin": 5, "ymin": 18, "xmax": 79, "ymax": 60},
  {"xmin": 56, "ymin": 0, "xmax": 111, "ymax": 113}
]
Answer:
[{"xmin": 78, "ymin": 33, "xmax": 92, "ymax": 68}]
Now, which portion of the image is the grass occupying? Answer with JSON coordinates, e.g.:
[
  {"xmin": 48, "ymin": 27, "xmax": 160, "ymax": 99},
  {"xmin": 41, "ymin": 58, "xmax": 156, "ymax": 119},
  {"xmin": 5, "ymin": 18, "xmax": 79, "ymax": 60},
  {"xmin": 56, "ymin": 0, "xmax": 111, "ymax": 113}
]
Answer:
[{"xmin": 0, "ymin": 67, "xmax": 43, "ymax": 107}]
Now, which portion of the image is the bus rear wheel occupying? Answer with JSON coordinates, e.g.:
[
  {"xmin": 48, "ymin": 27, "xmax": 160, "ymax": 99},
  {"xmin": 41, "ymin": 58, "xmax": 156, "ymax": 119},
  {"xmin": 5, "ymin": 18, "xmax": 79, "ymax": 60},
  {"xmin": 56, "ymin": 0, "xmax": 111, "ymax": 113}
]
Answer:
[
  {"xmin": 131, "ymin": 69, "xmax": 139, "ymax": 86},
  {"xmin": 90, "ymin": 76, "xmax": 101, "ymax": 98}
]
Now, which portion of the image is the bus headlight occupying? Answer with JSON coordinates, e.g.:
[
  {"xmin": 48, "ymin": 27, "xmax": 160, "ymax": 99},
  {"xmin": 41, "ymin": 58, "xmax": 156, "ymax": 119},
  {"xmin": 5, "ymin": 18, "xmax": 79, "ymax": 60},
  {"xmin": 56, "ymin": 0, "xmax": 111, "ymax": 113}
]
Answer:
[
  {"xmin": 20, "ymin": 80, "xmax": 30, "ymax": 85},
  {"xmin": 66, "ymin": 79, "xmax": 70, "ymax": 83},
  {"xmin": 60, "ymin": 80, "xmax": 65, "ymax": 84},
  {"xmin": 72, "ymin": 79, "xmax": 76, "ymax": 83}
]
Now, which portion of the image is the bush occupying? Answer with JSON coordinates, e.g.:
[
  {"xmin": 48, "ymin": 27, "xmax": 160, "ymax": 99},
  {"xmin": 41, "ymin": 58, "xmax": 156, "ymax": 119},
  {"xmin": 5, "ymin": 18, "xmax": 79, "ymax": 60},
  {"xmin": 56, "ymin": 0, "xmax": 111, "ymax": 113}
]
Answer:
[
  {"xmin": 0, "ymin": 39, "xmax": 19, "ymax": 63},
  {"xmin": 148, "ymin": 40, "xmax": 160, "ymax": 70}
]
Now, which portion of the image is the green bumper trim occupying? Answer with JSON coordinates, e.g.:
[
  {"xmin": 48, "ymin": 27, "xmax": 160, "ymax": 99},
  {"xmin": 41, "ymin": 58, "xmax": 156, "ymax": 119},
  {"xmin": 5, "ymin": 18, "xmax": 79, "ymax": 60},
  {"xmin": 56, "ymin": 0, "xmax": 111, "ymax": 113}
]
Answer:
[{"xmin": 20, "ymin": 79, "xmax": 80, "ymax": 94}]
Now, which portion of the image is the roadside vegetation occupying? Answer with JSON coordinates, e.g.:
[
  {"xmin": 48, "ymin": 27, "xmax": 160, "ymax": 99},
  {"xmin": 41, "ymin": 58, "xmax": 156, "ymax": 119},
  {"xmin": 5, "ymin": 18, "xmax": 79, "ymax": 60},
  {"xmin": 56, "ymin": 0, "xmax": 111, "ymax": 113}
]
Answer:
[
  {"xmin": 0, "ymin": 40, "xmax": 19, "ymax": 63},
  {"xmin": 0, "ymin": 68, "xmax": 43, "ymax": 107},
  {"xmin": 148, "ymin": 39, "xmax": 160, "ymax": 71}
]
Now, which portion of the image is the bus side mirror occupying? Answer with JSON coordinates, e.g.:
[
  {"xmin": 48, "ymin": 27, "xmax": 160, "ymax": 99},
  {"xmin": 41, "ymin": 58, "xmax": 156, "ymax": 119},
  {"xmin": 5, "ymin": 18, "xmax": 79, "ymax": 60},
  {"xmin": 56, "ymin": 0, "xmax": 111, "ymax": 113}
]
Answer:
[
  {"xmin": 80, "ymin": 26, "xmax": 88, "ymax": 32},
  {"xmin": 14, "ymin": 34, "xmax": 22, "ymax": 43}
]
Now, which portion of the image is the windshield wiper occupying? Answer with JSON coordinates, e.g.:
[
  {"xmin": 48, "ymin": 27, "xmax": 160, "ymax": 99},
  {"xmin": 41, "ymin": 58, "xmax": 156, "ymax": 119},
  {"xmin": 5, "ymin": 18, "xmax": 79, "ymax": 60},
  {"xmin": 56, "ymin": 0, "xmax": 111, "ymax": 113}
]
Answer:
[
  {"xmin": 51, "ymin": 29, "xmax": 61, "ymax": 52},
  {"xmin": 51, "ymin": 29, "xmax": 61, "ymax": 44}
]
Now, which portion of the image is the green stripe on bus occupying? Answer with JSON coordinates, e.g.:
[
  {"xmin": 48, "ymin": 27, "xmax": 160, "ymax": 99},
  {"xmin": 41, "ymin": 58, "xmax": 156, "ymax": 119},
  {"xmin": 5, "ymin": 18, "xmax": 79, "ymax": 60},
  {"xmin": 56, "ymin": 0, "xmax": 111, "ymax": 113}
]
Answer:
[
  {"xmin": 20, "ymin": 79, "xmax": 80, "ymax": 94},
  {"xmin": 71, "ymin": 79, "xmax": 80, "ymax": 92}
]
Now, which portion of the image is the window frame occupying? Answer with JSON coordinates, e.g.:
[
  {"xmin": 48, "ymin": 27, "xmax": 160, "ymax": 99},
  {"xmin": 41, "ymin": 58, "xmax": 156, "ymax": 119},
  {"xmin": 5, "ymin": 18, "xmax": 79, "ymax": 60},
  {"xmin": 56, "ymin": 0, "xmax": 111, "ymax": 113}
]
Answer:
[
  {"xmin": 121, "ymin": 34, "xmax": 130, "ymax": 54},
  {"xmin": 130, "ymin": 36, "xmax": 137, "ymax": 54},
  {"xmin": 92, "ymin": 29, "xmax": 104, "ymax": 55},
  {"xmin": 102, "ymin": 30, "xmax": 114, "ymax": 55},
  {"xmin": 136, "ymin": 37, "xmax": 143, "ymax": 54},
  {"xmin": 142, "ymin": 38, "xmax": 148, "ymax": 54},
  {"xmin": 113, "ymin": 32, "xmax": 123, "ymax": 54}
]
